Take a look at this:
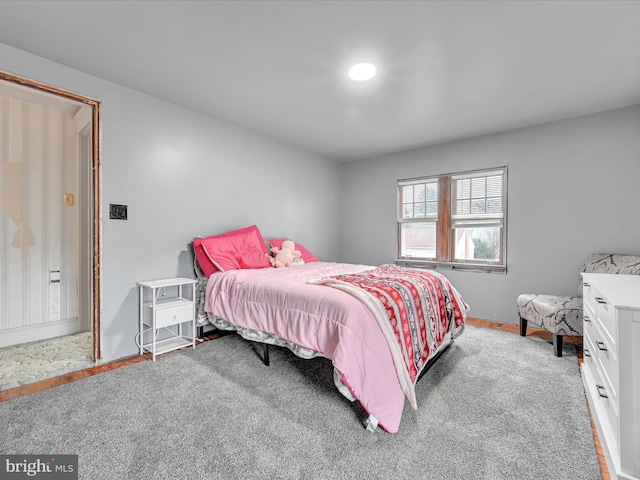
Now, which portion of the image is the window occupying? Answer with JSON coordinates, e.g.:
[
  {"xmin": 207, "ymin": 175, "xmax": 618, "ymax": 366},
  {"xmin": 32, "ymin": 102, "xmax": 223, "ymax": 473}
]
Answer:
[{"xmin": 397, "ymin": 167, "xmax": 507, "ymax": 272}]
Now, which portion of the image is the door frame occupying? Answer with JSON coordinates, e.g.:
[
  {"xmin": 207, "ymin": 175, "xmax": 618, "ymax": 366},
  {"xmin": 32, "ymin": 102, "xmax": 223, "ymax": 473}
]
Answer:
[{"xmin": 0, "ymin": 69, "xmax": 102, "ymax": 360}]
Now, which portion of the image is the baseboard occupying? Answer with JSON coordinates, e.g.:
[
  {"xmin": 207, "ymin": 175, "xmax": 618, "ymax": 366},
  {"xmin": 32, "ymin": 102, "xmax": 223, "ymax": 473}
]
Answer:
[{"xmin": 0, "ymin": 318, "xmax": 79, "ymax": 348}]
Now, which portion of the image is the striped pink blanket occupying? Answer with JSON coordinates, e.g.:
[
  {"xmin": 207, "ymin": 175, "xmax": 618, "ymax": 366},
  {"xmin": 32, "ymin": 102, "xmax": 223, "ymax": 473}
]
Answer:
[{"xmin": 312, "ymin": 264, "xmax": 468, "ymax": 408}]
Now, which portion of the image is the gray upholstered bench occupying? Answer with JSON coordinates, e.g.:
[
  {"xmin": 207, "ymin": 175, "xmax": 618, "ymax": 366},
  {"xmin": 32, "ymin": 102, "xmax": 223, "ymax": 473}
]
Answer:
[{"xmin": 517, "ymin": 253, "xmax": 640, "ymax": 356}]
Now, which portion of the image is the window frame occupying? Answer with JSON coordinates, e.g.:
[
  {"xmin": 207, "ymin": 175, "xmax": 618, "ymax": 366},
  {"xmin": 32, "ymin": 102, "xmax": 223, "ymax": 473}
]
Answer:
[{"xmin": 396, "ymin": 166, "xmax": 508, "ymax": 274}]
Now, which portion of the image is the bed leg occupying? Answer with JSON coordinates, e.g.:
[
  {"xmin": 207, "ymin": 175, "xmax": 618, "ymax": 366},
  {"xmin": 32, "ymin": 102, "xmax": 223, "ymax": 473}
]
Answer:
[{"xmin": 250, "ymin": 342, "xmax": 270, "ymax": 366}]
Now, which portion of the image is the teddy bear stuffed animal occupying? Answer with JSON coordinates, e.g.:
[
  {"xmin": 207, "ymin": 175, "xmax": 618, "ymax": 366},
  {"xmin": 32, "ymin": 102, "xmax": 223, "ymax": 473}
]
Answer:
[{"xmin": 270, "ymin": 240, "xmax": 305, "ymax": 268}]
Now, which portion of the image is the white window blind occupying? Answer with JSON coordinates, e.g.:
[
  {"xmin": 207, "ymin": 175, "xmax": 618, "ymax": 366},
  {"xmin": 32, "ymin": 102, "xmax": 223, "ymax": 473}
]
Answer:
[{"xmin": 451, "ymin": 169, "xmax": 504, "ymax": 226}]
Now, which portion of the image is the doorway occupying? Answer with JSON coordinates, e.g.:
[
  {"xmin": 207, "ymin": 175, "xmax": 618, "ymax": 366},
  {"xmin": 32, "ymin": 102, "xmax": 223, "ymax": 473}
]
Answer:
[{"xmin": 0, "ymin": 70, "xmax": 101, "ymax": 364}]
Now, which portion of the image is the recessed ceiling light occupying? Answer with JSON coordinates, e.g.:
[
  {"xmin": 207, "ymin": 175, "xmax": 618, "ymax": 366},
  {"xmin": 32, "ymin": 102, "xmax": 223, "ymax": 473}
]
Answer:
[{"xmin": 348, "ymin": 63, "xmax": 376, "ymax": 81}]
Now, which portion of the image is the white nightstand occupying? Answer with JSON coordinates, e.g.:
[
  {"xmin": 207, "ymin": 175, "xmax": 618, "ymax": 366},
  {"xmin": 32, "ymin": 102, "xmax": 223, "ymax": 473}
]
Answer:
[{"xmin": 137, "ymin": 277, "xmax": 197, "ymax": 361}]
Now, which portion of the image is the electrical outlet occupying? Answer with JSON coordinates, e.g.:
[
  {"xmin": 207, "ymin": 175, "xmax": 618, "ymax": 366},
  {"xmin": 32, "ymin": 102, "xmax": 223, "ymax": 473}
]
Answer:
[{"xmin": 109, "ymin": 204, "xmax": 128, "ymax": 220}]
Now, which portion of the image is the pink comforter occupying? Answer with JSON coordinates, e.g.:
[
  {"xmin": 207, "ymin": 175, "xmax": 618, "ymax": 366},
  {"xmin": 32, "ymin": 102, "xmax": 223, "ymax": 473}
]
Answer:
[{"xmin": 204, "ymin": 262, "xmax": 454, "ymax": 433}]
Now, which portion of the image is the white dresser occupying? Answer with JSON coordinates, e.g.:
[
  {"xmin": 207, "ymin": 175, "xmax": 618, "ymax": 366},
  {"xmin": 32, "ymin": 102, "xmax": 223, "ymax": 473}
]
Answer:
[{"xmin": 581, "ymin": 273, "xmax": 640, "ymax": 480}]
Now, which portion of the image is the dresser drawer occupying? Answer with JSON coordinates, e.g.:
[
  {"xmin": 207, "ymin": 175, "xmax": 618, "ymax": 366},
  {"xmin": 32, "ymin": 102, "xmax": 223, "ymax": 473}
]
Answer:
[
  {"xmin": 582, "ymin": 282, "xmax": 596, "ymax": 315},
  {"xmin": 595, "ymin": 294, "xmax": 617, "ymax": 350},
  {"xmin": 583, "ymin": 306, "xmax": 596, "ymax": 339},
  {"xmin": 593, "ymin": 372, "xmax": 620, "ymax": 453},
  {"xmin": 144, "ymin": 301, "xmax": 194, "ymax": 329},
  {"xmin": 585, "ymin": 355, "xmax": 619, "ymax": 452},
  {"xmin": 582, "ymin": 331, "xmax": 598, "ymax": 376},
  {"xmin": 596, "ymin": 340, "xmax": 619, "ymax": 405},
  {"xmin": 586, "ymin": 318, "xmax": 619, "ymax": 404}
]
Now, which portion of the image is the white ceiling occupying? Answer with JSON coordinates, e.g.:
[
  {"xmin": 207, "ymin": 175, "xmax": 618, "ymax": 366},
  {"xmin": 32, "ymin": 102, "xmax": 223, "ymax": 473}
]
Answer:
[{"xmin": 1, "ymin": 0, "xmax": 639, "ymax": 162}]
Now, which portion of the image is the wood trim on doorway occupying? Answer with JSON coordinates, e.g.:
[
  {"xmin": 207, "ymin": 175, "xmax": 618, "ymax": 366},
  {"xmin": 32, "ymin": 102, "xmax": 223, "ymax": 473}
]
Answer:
[{"xmin": 0, "ymin": 69, "xmax": 102, "ymax": 361}]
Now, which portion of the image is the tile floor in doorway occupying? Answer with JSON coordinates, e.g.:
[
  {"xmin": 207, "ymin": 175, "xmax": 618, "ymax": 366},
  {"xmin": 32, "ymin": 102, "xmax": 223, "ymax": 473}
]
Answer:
[{"xmin": 0, "ymin": 332, "xmax": 93, "ymax": 391}]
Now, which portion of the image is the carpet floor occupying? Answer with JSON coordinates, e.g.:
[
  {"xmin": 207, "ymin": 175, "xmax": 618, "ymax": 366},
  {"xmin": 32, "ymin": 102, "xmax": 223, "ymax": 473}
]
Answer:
[{"xmin": 0, "ymin": 325, "xmax": 600, "ymax": 480}]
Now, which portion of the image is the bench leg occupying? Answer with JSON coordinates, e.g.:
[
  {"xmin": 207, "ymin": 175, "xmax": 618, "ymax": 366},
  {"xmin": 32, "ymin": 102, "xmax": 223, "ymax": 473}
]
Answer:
[
  {"xmin": 519, "ymin": 317, "xmax": 528, "ymax": 337},
  {"xmin": 553, "ymin": 334, "xmax": 563, "ymax": 357}
]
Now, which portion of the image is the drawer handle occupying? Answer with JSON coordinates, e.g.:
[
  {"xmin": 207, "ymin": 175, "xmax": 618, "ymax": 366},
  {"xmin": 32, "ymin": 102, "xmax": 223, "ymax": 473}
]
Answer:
[
  {"xmin": 596, "ymin": 384, "xmax": 608, "ymax": 399},
  {"xmin": 583, "ymin": 315, "xmax": 591, "ymax": 323},
  {"xmin": 596, "ymin": 341, "xmax": 608, "ymax": 352},
  {"xmin": 584, "ymin": 348, "xmax": 591, "ymax": 357},
  {"xmin": 595, "ymin": 297, "xmax": 607, "ymax": 305}
]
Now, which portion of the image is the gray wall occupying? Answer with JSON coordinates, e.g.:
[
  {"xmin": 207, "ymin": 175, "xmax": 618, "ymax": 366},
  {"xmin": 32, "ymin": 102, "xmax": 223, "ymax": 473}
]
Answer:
[
  {"xmin": 0, "ymin": 43, "xmax": 345, "ymax": 362},
  {"xmin": 3, "ymin": 39, "xmax": 640, "ymax": 360},
  {"xmin": 341, "ymin": 105, "xmax": 640, "ymax": 323}
]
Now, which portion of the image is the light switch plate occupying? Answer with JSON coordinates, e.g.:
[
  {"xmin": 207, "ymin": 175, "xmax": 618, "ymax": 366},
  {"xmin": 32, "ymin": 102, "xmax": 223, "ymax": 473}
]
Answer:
[{"xmin": 109, "ymin": 204, "xmax": 128, "ymax": 220}]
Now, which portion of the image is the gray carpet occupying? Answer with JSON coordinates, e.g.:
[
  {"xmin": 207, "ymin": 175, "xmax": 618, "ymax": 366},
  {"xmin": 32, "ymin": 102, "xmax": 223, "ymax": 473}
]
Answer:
[{"xmin": 0, "ymin": 325, "xmax": 601, "ymax": 480}]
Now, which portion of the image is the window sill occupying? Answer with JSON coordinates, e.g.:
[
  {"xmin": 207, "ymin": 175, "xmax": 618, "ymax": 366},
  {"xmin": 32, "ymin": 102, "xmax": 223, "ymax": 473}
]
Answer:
[{"xmin": 394, "ymin": 259, "xmax": 507, "ymax": 274}]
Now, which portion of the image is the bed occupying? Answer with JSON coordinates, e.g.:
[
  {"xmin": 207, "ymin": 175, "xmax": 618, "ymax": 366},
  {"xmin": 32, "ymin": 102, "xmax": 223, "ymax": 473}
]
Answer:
[{"xmin": 192, "ymin": 225, "xmax": 469, "ymax": 433}]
